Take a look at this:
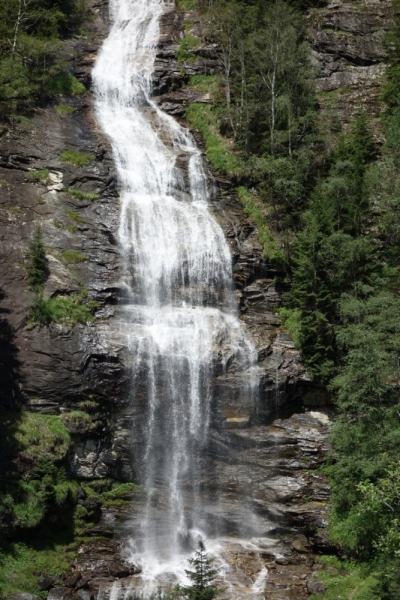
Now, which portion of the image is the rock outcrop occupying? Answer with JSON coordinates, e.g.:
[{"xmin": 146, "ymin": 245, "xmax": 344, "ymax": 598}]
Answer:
[{"xmin": 308, "ymin": 0, "xmax": 394, "ymax": 134}]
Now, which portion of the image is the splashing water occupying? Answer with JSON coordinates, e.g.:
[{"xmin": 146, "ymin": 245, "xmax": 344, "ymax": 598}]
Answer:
[{"xmin": 93, "ymin": 0, "xmax": 258, "ymax": 587}]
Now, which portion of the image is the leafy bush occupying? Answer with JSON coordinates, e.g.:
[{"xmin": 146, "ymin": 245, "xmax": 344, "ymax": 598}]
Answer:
[
  {"xmin": 0, "ymin": 413, "xmax": 70, "ymax": 461},
  {"xmin": 237, "ymin": 186, "xmax": 284, "ymax": 262},
  {"xmin": 59, "ymin": 150, "xmax": 95, "ymax": 167}
]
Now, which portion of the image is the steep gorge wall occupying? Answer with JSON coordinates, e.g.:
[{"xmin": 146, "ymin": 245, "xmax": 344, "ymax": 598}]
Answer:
[
  {"xmin": 0, "ymin": 0, "xmax": 394, "ymax": 597},
  {"xmin": 0, "ymin": 0, "xmax": 309, "ymax": 480}
]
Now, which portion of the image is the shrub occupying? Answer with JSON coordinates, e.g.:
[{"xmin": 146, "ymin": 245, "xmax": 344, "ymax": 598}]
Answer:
[
  {"xmin": 29, "ymin": 293, "xmax": 98, "ymax": 325},
  {"xmin": 25, "ymin": 226, "xmax": 48, "ymax": 291},
  {"xmin": 59, "ymin": 150, "xmax": 95, "ymax": 167},
  {"xmin": 46, "ymin": 74, "xmax": 86, "ymax": 96},
  {"xmin": 177, "ymin": 34, "xmax": 201, "ymax": 62}
]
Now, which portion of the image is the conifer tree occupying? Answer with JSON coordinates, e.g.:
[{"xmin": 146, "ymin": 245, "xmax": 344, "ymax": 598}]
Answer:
[
  {"xmin": 177, "ymin": 540, "xmax": 224, "ymax": 600},
  {"xmin": 25, "ymin": 225, "xmax": 47, "ymax": 291}
]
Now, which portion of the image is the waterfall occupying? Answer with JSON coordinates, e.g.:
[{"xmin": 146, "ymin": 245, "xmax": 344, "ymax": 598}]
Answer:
[{"xmin": 93, "ymin": 0, "xmax": 257, "ymax": 584}]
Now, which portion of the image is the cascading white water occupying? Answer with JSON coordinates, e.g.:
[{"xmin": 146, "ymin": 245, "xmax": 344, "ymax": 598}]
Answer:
[{"xmin": 93, "ymin": 0, "xmax": 257, "ymax": 586}]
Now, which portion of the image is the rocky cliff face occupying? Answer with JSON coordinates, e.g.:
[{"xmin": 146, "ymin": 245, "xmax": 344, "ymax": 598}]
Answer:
[
  {"xmin": 1, "ymin": 0, "xmax": 392, "ymax": 597},
  {"xmin": 0, "ymin": 0, "xmax": 310, "ymax": 482},
  {"xmin": 309, "ymin": 0, "xmax": 394, "ymax": 136}
]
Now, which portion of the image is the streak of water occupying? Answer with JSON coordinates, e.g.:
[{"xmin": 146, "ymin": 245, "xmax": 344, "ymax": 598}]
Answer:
[{"xmin": 93, "ymin": 0, "xmax": 258, "ymax": 586}]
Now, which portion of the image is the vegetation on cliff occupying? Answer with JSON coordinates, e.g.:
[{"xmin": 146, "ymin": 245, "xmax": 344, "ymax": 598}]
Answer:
[
  {"xmin": 180, "ymin": 0, "xmax": 400, "ymax": 596},
  {"xmin": 0, "ymin": 0, "xmax": 88, "ymax": 120},
  {"xmin": 25, "ymin": 226, "xmax": 97, "ymax": 325}
]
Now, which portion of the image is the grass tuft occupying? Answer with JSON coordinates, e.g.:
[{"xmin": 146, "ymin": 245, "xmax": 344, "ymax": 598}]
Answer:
[
  {"xmin": 56, "ymin": 104, "xmax": 75, "ymax": 116},
  {"xmin": 59, "ymin": 150, "xmax": 95, "ymax": 167},
  {"xmin": 61, "ymin": 249, "xmax": 88, "ymax": 263},
  {"xmin": 26, "ymin": 169, "xmax": 50, "ymax": 183},
  {"xmin": 68, "ymin": 188, "xmax": 100, "ymax": 201},
  {"xmin": 177, "ymin": 34, "xmax": 201, "ymax": 62},
  {"xmin": 66, "ymin": 209, "xmax": 84, "ymax": 223},
  {"xmin": 29, "ymin": 288, "xmax": 98, "ymax": 326}
]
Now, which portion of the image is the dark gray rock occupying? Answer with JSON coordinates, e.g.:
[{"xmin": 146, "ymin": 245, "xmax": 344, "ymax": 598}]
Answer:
[
  {"xmin": 307, "ymin": 579, "xmax": 326, "ymax": 595},
  {"xmin": 47, "ymin": 587, "xmax": 69, "ymax": 600},
  {"xmin": 108, "ymin": 562, "xmax": 130, "ymax": 578},
  {"xmin": 63, "ymin": 573, "xmax": 82, "ymax": 588},
  {"xmin": 37, "ymin": 575, "xmax": 57, "ymax": 591}
]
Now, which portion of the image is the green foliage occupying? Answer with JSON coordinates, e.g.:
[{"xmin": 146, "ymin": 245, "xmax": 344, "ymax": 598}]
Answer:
[
  {"xmin": 56, "ymin": 103, "xmax": 75, "ymax": 116},
  {"xmin": 177, "ymin": 35, "xmax": 201, "ymax": 62},
  {"xmin": 68, "ymin": 188, "xmax": 100, "ymax": 200},
  {"xmin": 0, "ymin": 412, "xmax": 70, "ymax": 461},
  {"xmin": 278, "ymin": 307, "xmax": 301, "ymax": 348},
  {"xmin": 176, "ymin": 540, "xmax": 224, "ymax": 600},
  {"xmin": 66, "ymin": 209, "xmax": 84, "ymax": 223},
  {"xmin": 308, "ymin": 558, "xmax": 379, "ymax": 600},
  {"xmin": 0, "ymin": 413, "xmax": 73, "ymax": 545},
  {"xmin": 237, "ymin": 186, "xmax": 284, "ymax": 262},
  {"xmin": 59, "ymin": 150, "xmax": 95, "ymax": 167},
  {"xmin": 45, "ymin": 74, "xmax": 86, "ymax": 95},
  {"xmin": 177, "ymin": 0, "xmax": 197, "ymax": 10},
  {"xmin": 185, "ymin": 103, "xmax": 242, "ymax": 176},
  {"xmin": 0, "ymin": 0, "xmax": 88, "ymax": 119},
  {"xmin": 25, "ymin": 226, "xmax": 48, "ymax": 291},
  {"xmin": 61, "ymin": 249, "xmax": 88, "ymax": 263},
  {"xmin": 26, "ymin": 169, "xmax": 50, "ymax": 183},
  {"xmin": 99, "ymin": 483, "xmax": 139, "ymax": 508},
  {"xmin": 0, "ymin": 540, "xmax": 75, "ymax": 598},
  {"xmin": 29, "ymin": 289, "xmax": 98, "ymax": 325}
]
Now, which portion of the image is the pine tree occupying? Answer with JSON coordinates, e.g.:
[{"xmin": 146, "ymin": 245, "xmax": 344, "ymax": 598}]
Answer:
[{"xmin": 177, "ymin": 540, "xmax": 224, "ymax": 600}]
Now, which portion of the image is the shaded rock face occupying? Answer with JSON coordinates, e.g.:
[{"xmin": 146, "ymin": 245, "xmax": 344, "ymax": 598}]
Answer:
[{"xmin": 308, "ymin": 0, "xmax": 394, "ymax": 130}]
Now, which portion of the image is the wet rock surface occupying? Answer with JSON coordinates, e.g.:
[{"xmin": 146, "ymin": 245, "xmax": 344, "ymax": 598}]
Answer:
[{"xmin": 37, "ymin": 411, "xmax": 330, "ymax": 600}]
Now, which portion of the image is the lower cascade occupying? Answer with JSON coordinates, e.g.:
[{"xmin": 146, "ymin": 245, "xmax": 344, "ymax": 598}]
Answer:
[{"xmin": 92, "ymin": 0, "xmax": 258, "ymax": 591}]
